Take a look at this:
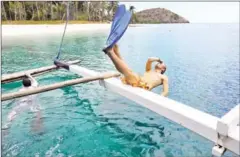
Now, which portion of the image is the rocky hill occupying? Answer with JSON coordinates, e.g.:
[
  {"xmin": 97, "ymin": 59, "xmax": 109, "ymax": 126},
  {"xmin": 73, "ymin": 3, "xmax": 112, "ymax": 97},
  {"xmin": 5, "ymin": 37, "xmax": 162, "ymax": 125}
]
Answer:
[{"xmin": 134, "ymin": 8, "xmax": 189, "ymax": 23}]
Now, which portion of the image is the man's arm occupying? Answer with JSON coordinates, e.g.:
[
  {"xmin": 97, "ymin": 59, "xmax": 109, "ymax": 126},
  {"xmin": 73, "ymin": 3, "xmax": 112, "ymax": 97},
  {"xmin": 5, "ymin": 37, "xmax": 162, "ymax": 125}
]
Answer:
[
  {"xmin": 160, "ymin": 75, "xmax": 169, "ymax": 97},
  {"xmin": 145, "ymin": 57, "xmax": 162, "ymax": 72},
  {"xmin": 26, "ymin": 73, "xmax": 38, "ymax": 87}
]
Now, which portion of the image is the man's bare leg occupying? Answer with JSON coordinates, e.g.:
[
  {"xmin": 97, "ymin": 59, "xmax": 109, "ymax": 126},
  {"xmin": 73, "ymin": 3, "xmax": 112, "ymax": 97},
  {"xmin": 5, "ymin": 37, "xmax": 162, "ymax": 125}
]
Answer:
[
  {"xmin": 106, "ymin": 47, "xmax": 140, "ymax": 86},
  {"xmin": 107, "ymin": 48, "xmax": 131, "ymax": 76},
  {"xmin": 113, "ymin": 45, "xmax": 123, "ymax": 60}
]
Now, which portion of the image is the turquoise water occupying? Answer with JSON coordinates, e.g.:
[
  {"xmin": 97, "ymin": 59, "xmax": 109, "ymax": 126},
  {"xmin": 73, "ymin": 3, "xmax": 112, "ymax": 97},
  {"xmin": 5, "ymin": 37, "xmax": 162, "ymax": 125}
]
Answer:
[{"xmin": 2, "ymin": 24, "xmax": 239, "ymax": 157}]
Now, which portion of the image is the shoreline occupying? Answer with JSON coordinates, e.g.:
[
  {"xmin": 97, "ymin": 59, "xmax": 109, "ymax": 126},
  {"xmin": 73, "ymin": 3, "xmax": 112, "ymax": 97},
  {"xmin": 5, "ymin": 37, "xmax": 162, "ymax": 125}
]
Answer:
[
  {"xmin": 2, "ymin": 23, "xmax": 235, "ymax": 38},
  {"xmin": 1, "ymin": 23, "xmax": 151, "ymax": 37},
  {"xmin": 2, "ymin": 24, "xmax": 111, "ymax": 37},
  {"xmin": 2, "ymin": 23, "xmax": 190, "ymax": 37}
]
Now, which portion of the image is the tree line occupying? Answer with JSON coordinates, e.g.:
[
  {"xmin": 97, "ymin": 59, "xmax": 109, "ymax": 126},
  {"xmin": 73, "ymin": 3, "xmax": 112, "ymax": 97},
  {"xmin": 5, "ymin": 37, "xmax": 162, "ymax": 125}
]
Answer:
[{"xmin": 1, "ymin": 1, "xmax": 122, "ymax": 21}]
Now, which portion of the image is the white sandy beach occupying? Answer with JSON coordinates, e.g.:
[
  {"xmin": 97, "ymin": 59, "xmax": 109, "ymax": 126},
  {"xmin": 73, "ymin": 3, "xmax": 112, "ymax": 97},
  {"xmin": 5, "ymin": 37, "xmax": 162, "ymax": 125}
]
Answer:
[{"xmin": 2, "ymin": 24, "xmax": 111, "ymax": 37}]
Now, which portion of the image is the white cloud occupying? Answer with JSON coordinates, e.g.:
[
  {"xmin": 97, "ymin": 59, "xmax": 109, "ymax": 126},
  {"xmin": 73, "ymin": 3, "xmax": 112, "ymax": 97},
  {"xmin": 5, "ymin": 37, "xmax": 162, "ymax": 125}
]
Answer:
[{"xmin": 120, "ymin": 2, "xmax": 239, "ymax": 23}]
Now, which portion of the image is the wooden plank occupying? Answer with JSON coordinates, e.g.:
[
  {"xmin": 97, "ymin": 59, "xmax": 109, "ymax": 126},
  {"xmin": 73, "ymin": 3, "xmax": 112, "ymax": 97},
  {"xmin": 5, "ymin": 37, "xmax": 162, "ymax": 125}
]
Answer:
[
  {"xmin": 1, "ymin": 72, "xmax": 120, "ymax": 101},
  {"xmin": 69, "ymin": 65, "xmax": 240, "ymax": 155},
  {"xmin": 1, "ymin": 60, "xmax": 80, "ymax": 84}
]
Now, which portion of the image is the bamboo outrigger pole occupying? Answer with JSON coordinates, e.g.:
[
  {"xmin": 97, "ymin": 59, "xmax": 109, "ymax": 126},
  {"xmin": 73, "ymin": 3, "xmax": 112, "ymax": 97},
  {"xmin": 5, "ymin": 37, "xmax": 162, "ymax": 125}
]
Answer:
[
  {"xmin": 1, "ymin": 72, "xmax": 120, "ymax": 101},
  {"xmin": 1, "ymin": 60, "xmax": 80, "ymax": 84}
]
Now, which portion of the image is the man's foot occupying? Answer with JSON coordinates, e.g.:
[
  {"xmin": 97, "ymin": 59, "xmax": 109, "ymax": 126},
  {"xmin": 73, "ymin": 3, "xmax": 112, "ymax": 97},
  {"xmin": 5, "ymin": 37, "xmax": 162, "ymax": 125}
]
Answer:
[{"xmin": 102, "ymin": 46, "xmax": 114, "ymax": 54}]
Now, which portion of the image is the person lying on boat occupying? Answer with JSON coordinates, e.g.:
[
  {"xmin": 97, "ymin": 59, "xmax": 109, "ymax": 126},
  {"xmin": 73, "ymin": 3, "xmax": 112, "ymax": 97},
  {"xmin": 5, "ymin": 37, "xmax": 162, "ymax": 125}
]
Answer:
[
  {"xmin": 3, "ymin": 73, "xmax": 42, "ymax": 132},
  {"xmin": 104, "ymin": 44, "xmax": 169, "ymax": 96}
]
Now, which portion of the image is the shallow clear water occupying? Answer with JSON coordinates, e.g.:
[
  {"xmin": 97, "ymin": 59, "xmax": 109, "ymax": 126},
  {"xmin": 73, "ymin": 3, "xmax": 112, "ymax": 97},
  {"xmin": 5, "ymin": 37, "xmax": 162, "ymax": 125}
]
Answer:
[{"xmin": 2, "ymin": 24, "xmax": 239, "ymax": 157}]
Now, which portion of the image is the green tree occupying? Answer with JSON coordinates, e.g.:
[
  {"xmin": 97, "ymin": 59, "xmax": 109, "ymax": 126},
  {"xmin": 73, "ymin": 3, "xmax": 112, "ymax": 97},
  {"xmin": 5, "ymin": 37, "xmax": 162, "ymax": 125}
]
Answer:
[{"xmin": 1, "ymin": 1, "xmax": 121, "ymax": 23}]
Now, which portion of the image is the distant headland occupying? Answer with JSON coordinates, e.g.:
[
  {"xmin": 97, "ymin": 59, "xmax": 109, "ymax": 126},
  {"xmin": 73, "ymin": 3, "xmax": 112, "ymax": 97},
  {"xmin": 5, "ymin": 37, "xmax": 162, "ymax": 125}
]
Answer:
[{"xmin": 133, "ymin": 8, "xmax": 189, "ymax": 24}]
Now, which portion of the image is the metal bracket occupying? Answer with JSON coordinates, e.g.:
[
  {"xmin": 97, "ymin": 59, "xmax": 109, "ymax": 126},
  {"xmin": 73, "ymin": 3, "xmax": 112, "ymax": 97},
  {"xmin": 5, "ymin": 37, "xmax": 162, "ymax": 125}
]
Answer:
[
  {"xmin": 212, "ymin": 133, "xmax": 227, "ymax": 157},
  {"xmin": 212, "ymin": 144, "xmax": 226, "ymax": 157},
  {"xmin": 99, "ymin": 79, "xmax": 106, "ymax": 88}
]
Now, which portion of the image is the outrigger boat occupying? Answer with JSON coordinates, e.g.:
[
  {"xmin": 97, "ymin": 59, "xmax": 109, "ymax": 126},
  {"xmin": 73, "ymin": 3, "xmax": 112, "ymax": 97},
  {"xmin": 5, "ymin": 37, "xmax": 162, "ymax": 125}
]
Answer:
[{"xmin": 2, "ymin": 4, "xmax": 239, "ymax": 157}]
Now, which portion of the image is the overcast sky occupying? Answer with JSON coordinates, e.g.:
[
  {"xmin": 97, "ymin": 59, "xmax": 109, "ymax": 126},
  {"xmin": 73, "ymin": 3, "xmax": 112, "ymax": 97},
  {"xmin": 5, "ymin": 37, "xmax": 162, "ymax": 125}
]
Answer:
[{"xmin": 120, "ymin": 2, "xmax": 239, "ymax": 23}]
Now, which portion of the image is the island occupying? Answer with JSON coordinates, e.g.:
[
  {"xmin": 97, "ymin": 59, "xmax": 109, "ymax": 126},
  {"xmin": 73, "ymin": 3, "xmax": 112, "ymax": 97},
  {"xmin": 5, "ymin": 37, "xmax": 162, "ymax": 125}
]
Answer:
[{"xmin": 133, "ymin": 8, "xmax": 189, "ymax": 24}]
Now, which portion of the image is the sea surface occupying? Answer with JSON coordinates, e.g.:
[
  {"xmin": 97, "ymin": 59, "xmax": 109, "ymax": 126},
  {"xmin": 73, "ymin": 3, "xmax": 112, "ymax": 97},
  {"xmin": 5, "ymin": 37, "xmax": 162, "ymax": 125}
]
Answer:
[{"xmin": 2, "ymin": 24, "xmax": 239, "ymax": 157}]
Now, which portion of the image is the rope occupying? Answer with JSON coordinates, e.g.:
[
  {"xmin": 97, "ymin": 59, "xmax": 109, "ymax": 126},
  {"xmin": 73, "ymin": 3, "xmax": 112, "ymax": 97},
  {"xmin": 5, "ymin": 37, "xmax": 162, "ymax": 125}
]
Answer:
[{"xmin": 55, "ymin": 2, "xmax": 69, "ymax": 60}]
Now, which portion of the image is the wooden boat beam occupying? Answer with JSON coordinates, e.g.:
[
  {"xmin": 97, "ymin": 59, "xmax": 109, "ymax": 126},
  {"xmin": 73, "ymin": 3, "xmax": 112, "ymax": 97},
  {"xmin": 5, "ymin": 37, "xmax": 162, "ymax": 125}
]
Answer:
[
  {"xmin": 1, "ymin": 72, "xmax": 120, "ymax": 101},
  {"xmin": 1, "ymin": 60, "xmax": 80, "ymax": 84}
]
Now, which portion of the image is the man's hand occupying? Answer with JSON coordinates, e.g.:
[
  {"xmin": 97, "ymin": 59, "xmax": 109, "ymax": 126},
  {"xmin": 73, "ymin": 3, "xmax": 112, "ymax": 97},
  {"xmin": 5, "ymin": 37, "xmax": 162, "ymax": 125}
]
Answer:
[
  {"xmin": 146, "ymin": 57, "xmax": 163, "ymax": 72},
  {"xmin": 160, "ymin": 75, "xmax": 168, "ymax": 97},
  {"xmin": 158, "ymin": 59, "xmax": 163, "ymax": 64},
  {"xmin": 24, "ymin": 73, "xmax": 38, "ymax": 87},
  {"xmin": 25, "ymin": 73, "xmax": 31, "ymax": 78},
  {"xmin": 148, "ymin": 57, "xmax": 163, "ymax": 63}
]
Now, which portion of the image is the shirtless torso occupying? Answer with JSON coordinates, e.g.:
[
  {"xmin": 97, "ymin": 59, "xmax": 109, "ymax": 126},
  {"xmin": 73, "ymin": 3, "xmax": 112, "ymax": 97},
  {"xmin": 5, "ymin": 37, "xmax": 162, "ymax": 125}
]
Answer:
[{"xmin": 142, "ymin": 71, "xmax": 164, "ymax": 90}]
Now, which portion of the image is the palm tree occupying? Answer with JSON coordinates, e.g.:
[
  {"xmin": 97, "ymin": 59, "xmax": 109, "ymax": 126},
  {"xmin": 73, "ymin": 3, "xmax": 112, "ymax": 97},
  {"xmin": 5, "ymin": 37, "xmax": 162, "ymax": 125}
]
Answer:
[
  {"xmin": 1, "ymin": 2, "xmax": 8, "ymax": 20},
  {"xmin": 2, "ymin": 1, "xmax": 126, "ymax": 22}
]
